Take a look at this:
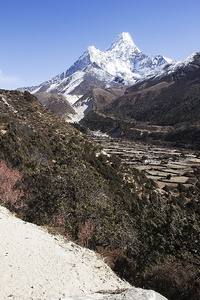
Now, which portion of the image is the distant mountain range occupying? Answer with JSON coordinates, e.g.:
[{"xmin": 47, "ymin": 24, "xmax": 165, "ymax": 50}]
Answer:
[
  {"xmin": 81, "ymin": 51, "xmax": 200, "ymax": 148},
  {"xmin": 68, "ymin": 51, "xmax": 200, "ymax": 129},
  {"xmin": 102, "ymin": 52, "xmax": 200, "ymax": 126},
  {"xmin": 18, "ymin": 32, "xmax": 174, "ymax": 96},
  {"xmin": 18, "ymin": 33, "xmax": 200, "ymax": 148}
]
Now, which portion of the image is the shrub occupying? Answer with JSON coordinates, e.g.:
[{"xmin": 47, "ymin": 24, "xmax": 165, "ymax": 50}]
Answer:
[
  {"xmin": 77, "ymin": 218, "xmax": 95, "ymax": 247},
  {"xmin": 52, "ymin": 213, "xmax": 66, "ymax": 227},
  {"xmin": 0, "ymin": 160, "xmax": 28, "ymax": 212}
]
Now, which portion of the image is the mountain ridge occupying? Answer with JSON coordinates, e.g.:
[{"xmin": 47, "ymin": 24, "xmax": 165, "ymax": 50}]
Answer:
[
  {"xmin": 102, "ymin": 52, "xmax": 200, "ymax": 125},
  {"xmin": 18, "ymin": 32, "xmax": 174, "ymax": 95},
  {"xmin": 81, "ymin": 52, "xmax": 200, "ymax": 149}
]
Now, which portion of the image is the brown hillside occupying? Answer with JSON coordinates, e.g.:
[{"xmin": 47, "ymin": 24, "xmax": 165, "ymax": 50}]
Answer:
[{"xmin": 102, "ymin": 53, "xmax": 200, "ymax": 126}]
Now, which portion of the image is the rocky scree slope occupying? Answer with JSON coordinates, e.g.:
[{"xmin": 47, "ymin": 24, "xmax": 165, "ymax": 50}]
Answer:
[{"xmin": 0, "ymin": 90, "xmax": 200, "ymax": 300}]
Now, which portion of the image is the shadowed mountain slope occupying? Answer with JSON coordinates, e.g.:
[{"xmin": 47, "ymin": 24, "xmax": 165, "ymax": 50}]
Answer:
[
  {"xmin": 102, "ymin": 53, "xmax": 200, "ymax": 126},
  {"xmin": 81, "ymin": 53, "xmax": 200, "ymax": 149}
]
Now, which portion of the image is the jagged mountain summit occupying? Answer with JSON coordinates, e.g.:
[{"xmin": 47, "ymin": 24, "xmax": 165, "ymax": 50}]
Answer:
[{"xmin": 18, "ymin": 32, "xmax": 174, "ymax": 95}]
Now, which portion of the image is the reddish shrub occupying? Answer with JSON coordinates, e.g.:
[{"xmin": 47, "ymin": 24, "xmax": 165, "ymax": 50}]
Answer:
[
  {"xmin": 0, "ymin": 160, "xmax": 28, "ymax": 211},
  {"xmin": 52, "ymin": 213, "xmax": 66, "ymax": 227},
  {"xmin": 77, "ymin": 218, "xmax": 95, "ymax": 247}
]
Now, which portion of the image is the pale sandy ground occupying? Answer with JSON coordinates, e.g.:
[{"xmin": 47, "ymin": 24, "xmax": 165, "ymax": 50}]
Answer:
[{"xmin": 0, "ymin": 206, "xmax": 168, "ymax": 300}]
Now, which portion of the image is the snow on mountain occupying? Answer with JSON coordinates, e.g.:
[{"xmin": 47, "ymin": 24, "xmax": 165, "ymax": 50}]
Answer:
[
  {"xmin": 68, "ymin": 97, "xmax": 93, "ymax": 123},
  {"xmin": 19, "ymin": 32, "xmax": 175, "ymax": 96},
  {"xmin": 63, "ymin": 94, "xmax": 82, "ymax": 105},
  {"xmin": 132, "ymin": 51, "xmax": 199, "ymax": 86},
  {"xmin": 71, "ymin": 52, "xmax": 200, "ymax": 123},
  {"xmin": 156, "ymin": 52, "xmax": 198, "ymax": 78}
]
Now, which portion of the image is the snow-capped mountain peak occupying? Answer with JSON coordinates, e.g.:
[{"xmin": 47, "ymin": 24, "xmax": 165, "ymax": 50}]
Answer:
[
  {"xmin": 18, "ymin": 32, "xmax": 175, "ymax": 96},
  {"xmin": 119, "ymin": 32, "xmax": 134, "ymax": 42},
  {"xmin": 106, "ymin": 32, "xmax": 141, "ymax": 54},
  {"xmin": 87, "ymin": 46, "xmax": 102, "ymax": 63}
]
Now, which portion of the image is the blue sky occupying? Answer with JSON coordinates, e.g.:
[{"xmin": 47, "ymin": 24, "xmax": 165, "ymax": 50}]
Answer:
[{"xmin": 0, "ymin": 0, "xmax": 200, "ymax": 90}]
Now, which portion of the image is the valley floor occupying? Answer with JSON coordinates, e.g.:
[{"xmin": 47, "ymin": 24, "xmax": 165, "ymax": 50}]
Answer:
[{"xmin": 91, "ymin": 133, "xmax": 200, "ymax": 189}]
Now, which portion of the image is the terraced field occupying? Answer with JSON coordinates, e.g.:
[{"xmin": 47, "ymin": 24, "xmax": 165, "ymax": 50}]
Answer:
[{"xmin": 91, "ymin": 132, "xmax": 200, "ymax": 189}]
